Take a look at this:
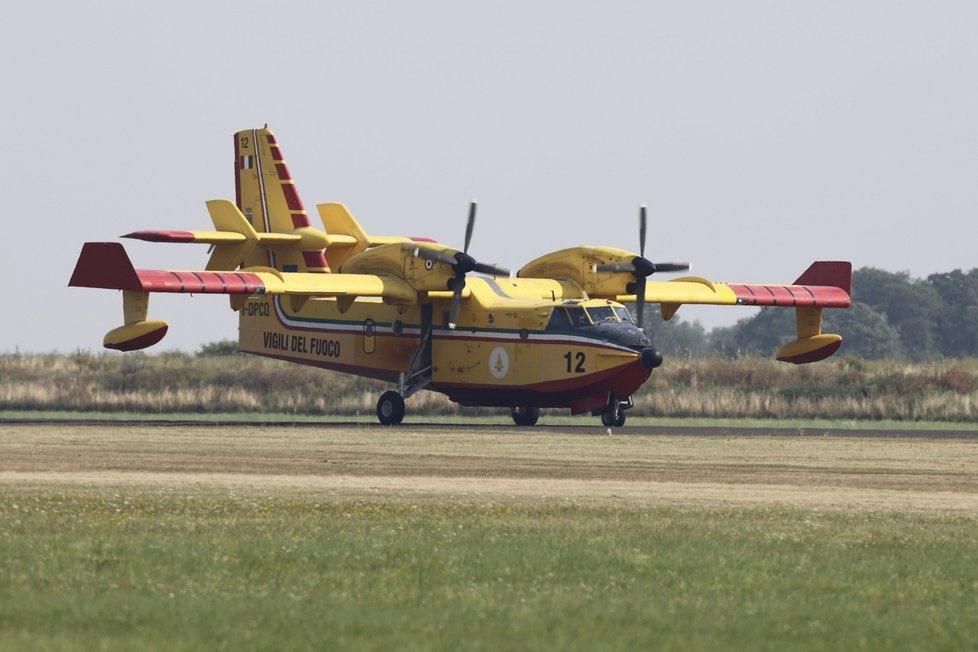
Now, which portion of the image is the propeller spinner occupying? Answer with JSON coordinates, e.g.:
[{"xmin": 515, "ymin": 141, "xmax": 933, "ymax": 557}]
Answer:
[
  {"xmin": 595, "ymin": 204, "xmax": 689, "ymax": 330},
  {"xmin": 414, "ymin": 201, "xmax": 509, "ymax": 329}
]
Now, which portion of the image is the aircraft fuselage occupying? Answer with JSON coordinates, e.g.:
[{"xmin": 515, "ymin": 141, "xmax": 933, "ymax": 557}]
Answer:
[{"xmin": 238, "ymin": 276, "xmax": 660, "ymax": 415}]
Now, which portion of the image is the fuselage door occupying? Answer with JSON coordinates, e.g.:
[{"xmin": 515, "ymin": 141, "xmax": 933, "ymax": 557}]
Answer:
[{"xmin": 363, "ymin": 319, "xmax": 376, "ymax": 354}]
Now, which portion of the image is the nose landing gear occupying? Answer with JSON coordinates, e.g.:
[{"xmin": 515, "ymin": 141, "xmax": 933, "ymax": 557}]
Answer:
[{"xmin": 597, "ymin": 393, "xmax": 631, "ymax": 427}]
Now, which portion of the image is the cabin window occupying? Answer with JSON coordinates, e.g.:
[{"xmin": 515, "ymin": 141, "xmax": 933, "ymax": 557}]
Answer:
[
  {"xmin": 565, "ymin": 307, "xmax": 590, "ymax": 327},
  {"xmin": 613, "ymin": 306, "xmax": 633, "ymax": 323},
  {"xmin": 546, "ymin": 307, "xmax": 572, "ymax": 331},
  {"xmin": 586, "ymin": 306, "xmax": 617, "ymax": 323}
]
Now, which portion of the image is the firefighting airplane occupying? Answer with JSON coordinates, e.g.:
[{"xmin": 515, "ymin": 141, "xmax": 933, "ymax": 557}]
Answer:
[{"xmin": 69, "ymin": 127, "xmax": 851, "ymax": 427}]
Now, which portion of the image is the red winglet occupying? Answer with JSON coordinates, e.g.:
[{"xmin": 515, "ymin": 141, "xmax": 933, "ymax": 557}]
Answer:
[
  {"xmin": 68, "ymin": 242, "xmax": 143, "ymax": 291},
  {"xmin": 793, "ymin": 261, "xmax": 852, "ymax": 297}
]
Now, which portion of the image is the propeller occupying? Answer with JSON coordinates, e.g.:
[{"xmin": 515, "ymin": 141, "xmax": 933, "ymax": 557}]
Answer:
[
  {"xmin": 414, "ymin": 200, "xmax": 510, "ymax": 329},
  {"xmin": 595, "ymin": 204, "xmax": 690, "ymax": 331}
]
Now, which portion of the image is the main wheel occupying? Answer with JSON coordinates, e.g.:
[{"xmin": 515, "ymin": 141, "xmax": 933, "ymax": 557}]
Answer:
[
  {"xmin": 601, "ymin": 411, "xmax": 616, "ymax": 427},
  {"xmin": 511, "ymin": 406, "xmax": 540, "ymax": 426},
  {"xmin": 614, "ymin": 412, "xmax": 626, "ymax": 427},
  {"xmin": 376, "ymin": 391, "xmax": 405, "ymax": 425}
]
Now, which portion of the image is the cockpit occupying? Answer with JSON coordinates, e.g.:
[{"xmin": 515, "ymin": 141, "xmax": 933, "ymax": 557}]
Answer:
[
  {"xmin": 546, "ymin": 303, "xmax": 634, "ymax": 331},
  {"xmin": 543, "ymin": 300, "xmax": 659, "ymax": 367}
]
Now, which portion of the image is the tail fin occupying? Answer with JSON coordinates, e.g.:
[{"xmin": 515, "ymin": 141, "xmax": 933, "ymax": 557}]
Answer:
[
  {"xmin": 793, "ymin": 261, "xmax": 852, "ymax": 297},
  {"xmin": 234, "ymin": 127, "xmax": 330, "ymax": 273}
]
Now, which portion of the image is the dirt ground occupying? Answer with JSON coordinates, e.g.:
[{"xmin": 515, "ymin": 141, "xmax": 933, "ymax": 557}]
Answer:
[{"xmin": 2, "ymin": 422, "xmax": 977, "ymax": 512}]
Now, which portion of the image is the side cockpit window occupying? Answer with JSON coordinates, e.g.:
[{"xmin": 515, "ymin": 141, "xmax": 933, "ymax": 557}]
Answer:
[
  {"xmin": 546, "ymin": 307, "xmax": 572, "ymax": 331},
  {"xmin": 565, "ymin": 307, "xmax": 590, "ymax": 327}
]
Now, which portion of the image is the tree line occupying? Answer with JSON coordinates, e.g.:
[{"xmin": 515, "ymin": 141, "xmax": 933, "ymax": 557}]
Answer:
[{"xmin": 647, "ymin": 267, "xmax": 978, "ymax": 361}]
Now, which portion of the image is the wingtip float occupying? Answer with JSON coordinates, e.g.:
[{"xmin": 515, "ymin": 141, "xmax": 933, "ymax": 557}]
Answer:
[{"xmin": 70, "ymin": 126, "xmax": 851, "ymax": 427}]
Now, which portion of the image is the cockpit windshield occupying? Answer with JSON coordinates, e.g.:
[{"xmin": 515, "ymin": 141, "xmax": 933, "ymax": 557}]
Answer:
[
  {"xmin": 586, "ymin": 306, "xmax": 617, "ymax": 323},
  {"xmin": 613, "ymin": 306, "xmax": 633, "ymax": 323},
  {"xmin": 547, "ymin": 304, "xmax": 629, "ymax": 330}
]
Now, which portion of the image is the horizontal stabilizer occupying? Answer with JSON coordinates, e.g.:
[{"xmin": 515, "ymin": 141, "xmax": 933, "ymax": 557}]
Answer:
[
  {"xmin": 124, "ymin": 229, "xmax": 298, "ymax": 246},
  {"xmin": 123, "ymin": 230, "xmax": 211, "ymax": 243}
]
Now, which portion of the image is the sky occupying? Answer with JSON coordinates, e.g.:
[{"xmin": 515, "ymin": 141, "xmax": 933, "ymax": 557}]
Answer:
[{"xmin": 3, "ymin": 1, "xmax": 977, "ymax": 353}]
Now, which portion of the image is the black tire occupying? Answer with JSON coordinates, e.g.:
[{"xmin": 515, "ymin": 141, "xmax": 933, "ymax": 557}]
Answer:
[
  {"xmin": 376, "ymin": 391, "xmax": 405, "ymax": 425},
  {"xmin": 601, "ymin": 411, "xmax": 616, "ymax": 427},
  {"xmin": 511, "ymin": 406, "xmax": 540, "ymax": 426},
  {"xmin": 614, "ymin": 412, "xmax": 626, "ymax": 427}
]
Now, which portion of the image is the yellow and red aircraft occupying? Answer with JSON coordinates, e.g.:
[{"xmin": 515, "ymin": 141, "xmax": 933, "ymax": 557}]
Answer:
[{"xmin": 69, "ymin": 127, "xmax": 851, "ymax": 426}]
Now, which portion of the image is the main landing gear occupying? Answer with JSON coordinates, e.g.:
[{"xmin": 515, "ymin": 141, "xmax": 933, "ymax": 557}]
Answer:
[
  {"xmin": 376, "ymin": 307, "xmax": 433, "ymax": 426},
  {"xmin": 376, "ymin": 362, "xmax": 430, "ymax": 426},
  {"xmin": 377, "ymin": 391, "xmax": 406, "ymax": 426},
  {"xmin": 511, "ymin": 406, "xmax": 540, "ymax": 426}
]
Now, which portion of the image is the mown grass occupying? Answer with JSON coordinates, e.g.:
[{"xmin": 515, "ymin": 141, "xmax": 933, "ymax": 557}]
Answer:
[
  {"xmin": 2, "ymin": 352, "xmax": 978, "ymax": 421},
  {"xmin": 2, "ymin": 409, "xmax": 977, "ymax": 432},
  {"xmin": 1, "ymin": 491, "xmax": 976, "ymax": 651}
]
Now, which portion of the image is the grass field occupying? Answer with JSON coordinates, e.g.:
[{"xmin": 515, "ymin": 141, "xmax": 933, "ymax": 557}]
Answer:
[
  {"xmin": 2, "ymin": 423, "xmax": 978, "ymax": 650},
  {"xmin": 4, "ymin": 353, "xmax": 978, "ymax": 421}
]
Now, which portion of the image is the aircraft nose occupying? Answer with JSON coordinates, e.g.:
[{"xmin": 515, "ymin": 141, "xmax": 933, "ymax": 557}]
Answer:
[{"xmin": 641, "ymin": 347, "xmax": 663, "ymax": 369}]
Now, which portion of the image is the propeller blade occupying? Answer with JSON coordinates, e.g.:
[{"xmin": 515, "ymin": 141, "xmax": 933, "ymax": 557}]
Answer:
[
  {"xmin": 448, "ymin": 279, "xmax": 465, "ymax": 329},
  {"xmin": 639, "ymin": 204, "xmax": 647, "ymax": 259},
  {"xmin": 438, "ymin": 199, "xmax": 508, "ymax": 327},
  {"xmin": 595, "ymin": 263, "xmax": 637, "ymax": 274},
  {"xmin": 473, "ymin": 262, "xmax": 510, "ymax": 277},
  {"xmin": 463, "ymin": 200, "xmax": 476, "ymax": 254},
  {"xmin": 652, "ymin": 262, "xmax": 690, "ymax": 273},
  {"xmin": 635, "ymin": 275, "xmax": 647, "ymax": 331},
  {"xmin": 414, "ymin": 246, "xmax": 459, "ymax": 267},
  {"xmin": 597, "ymin": 257, "xmax": 656, "ymax": 277}
]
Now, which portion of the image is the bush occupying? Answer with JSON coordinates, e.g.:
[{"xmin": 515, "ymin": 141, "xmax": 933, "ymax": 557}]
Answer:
[{"xmin": 196, "ymin": 340, "xmax": 240, "ymax": 356}]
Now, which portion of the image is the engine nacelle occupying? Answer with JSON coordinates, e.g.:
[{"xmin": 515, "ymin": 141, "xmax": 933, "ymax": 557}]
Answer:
[
  {"xmin": 104, "ymin": 320, "xmax": 169, "ymax": 352},
  {"xmin": 342, "ymin": 242, "xmax": 461, "ymax": 292},
  {"xmin": 518, "ymin": 246, "xmax": 634, "ymax": 296}
]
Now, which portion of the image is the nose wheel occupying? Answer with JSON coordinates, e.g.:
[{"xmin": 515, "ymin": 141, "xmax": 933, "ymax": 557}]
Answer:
[
  {"xmin": 599, "ymin": 393, "xmax": 631, "ymax": 427},
  {"xmin": 601, "ymin": 410, "xmax": 626, "ymax": 428}
]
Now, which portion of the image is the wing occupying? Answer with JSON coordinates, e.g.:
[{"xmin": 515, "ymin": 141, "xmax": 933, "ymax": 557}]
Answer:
[
  {"xmin": 619, "ymin": 262, "xmax": 853, "ymax": 364},
  {"xmin": 68, "ymin": 242, "xmax": 418, "ymax": 351},
  {"xmin": 519, "ymin": 247, "xmax": 852, "ymax": 365},
  {"xmin": 619, "ymin": 262, "xmax": 852, "ymax": 317}
]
